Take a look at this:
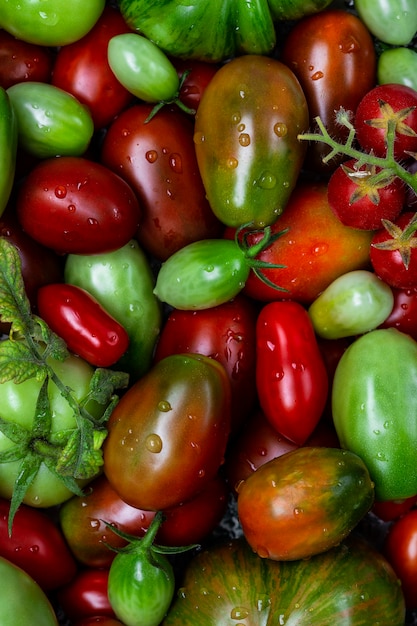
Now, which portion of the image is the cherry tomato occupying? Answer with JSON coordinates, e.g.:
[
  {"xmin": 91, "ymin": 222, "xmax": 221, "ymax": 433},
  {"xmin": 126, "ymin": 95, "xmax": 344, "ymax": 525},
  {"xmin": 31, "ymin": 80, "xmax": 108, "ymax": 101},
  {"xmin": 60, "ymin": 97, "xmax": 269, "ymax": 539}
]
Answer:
[
  {"xmin": 17, "ymin": 156, "xmax": 141, "ymax": 255},
  {"xmin": 51, "ymin": 6, "xmax": 133, "ymax": 130},
  {"xmin": 256, "ymin": 300, "xmax": 329, "ymax": 445},
  {"xmin": 37, "ymin": 283, "xmax": 130, "ymax": 368},
  {"xmin": 379, "ymin": 286, "xmax": 417, "ymax": 341},
  {"xmin": 57, "ymin": 568, "xmax": 115, "ymax": 622},
  {"xmin": 173, "ymin": 58, "xmax": 220, "ymax": 112},
  {"xmin": 384, "ymin": 509, "xmax": 417, "ymax": 609},
  {"xmin": 0, "ymin": 29, "xmax": 53, "ymax": 89}
]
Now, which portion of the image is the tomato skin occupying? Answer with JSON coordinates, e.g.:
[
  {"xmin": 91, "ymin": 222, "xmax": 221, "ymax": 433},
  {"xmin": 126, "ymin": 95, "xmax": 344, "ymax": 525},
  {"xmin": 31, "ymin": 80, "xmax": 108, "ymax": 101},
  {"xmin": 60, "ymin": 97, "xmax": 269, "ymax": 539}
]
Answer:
[
  {"xmin": 153, "ymin": 295, "xmax": 257, "ymax": 432},
  {"xmin": 101, "ymin": 103, "xmax": 221, "ymax": 260},
  {"xmin": 37, "ymin": 283, "xmax": 130, "ymax": 368},
  {"xmin": 384, "ymin": 509, "xmax": 417, "ymax": 609},
  {"xmin": 74, "ymin": 619, "xmax": 124, "ymax": 626},
  {"xmin": 0, "ymin": 87, "xmax": 17, "ymax": 217},
  {"xmin": 103, "ymin": 353, "xmax": 231, "ymax": 511},
  {"xmin": 372, "ymin": 495, "xmax": 417, "ymax": 522},
  {"xmin": 355, "ymin": 0, "xmax": 417, "ymax": 46},
  {"xmin": 17, "ymin": 156, "xmax": 141, "ymax": 255},
  {"xmin": 51, "ymin": 6, "xmax": 133, "ymax": 130},
  {"xmin": 194, "ymin": 54, "xmax": 309, "ymax": 228},
  {"xmin": 225, "ymin": 182, "xmax": 373, "ymax": 305},
  {"xmin": 173, "ymin": 59, "xmax": 219, "ymax": 112},
  {"xmin": 0, "ymin": 498, "xmax": 77, "ymax": 590},
  {"xmin": 378, "ymin": 47, "xmax": 417, "ymax": 92},
  {"xmin": 282, "ymin": 9, "xmax": 376, "ymax": 173},
  {"xmin": 57, "ymin": 568, "xmax": 115, "ymax": 622},
  {"xmin": 256, "ymin": 301, "xmax": 329, "ymax": 445},
  {"xmin": 0, "ymin": 29, "xmax": 53, "ymax": 89},
  {"xmin": 379, "ymin": 286, "xmax": 417, "ymax": 341}
]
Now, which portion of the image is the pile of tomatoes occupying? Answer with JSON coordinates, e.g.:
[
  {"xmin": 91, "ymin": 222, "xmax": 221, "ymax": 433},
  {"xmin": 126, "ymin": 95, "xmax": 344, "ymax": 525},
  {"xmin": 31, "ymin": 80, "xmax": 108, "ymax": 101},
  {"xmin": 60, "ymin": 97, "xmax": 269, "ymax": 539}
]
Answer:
[{"xmin": 1, "ymin": 0, "xmax": 417, "ymax": 624}]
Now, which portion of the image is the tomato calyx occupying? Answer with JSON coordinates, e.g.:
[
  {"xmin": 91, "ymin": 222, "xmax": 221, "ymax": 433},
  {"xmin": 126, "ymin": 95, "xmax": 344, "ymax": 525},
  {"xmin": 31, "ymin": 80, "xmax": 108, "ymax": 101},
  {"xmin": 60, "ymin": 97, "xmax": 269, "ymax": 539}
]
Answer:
[
  {"xmin": 235, "ymin": 222, "xmax": 289, "ymax": 292},
  {"xmin": 366, "ymin": 100, "xmax": 417, "ymax": 142},
  {"xmin": 145, "ymin": 70, "xmax": 197, "ymax": 123},
  {"xmin": 372, "ymin": 212, "xmax": 417, "ymax": 269},
  {"xmin": 341, "ymin": 162, "xmax": 397, "ymax": 206}
]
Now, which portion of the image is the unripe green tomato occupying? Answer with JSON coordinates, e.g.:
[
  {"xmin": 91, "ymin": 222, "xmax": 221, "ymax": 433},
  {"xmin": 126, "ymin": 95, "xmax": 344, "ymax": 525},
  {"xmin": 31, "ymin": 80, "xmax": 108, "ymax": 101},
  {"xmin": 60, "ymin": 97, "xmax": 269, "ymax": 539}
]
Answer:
[
  {"xmin": 308, "ymin": 270, "xmax": 394, "ymax": 339},
  {"xmin": 7, "ymin": 82, "xmax": 94, "ymax": 158},
  {"xmin": 377, "ymin": 47, "xmax": 417, "ymax": 91},
  {"xmin": 108, "ymin": 33, "xmax": 180, "ymax": 102},
  {"xmin": 354, "ymin": 0, "xmax": 417, "ymax": 46}
]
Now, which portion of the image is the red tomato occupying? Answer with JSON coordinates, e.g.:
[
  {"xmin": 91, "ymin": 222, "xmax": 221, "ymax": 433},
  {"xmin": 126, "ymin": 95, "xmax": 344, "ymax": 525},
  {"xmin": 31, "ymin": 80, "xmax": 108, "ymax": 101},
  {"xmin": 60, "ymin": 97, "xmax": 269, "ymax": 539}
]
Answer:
[
  {"xmin": 256, "ymin": 300, "xmax": 329, "ymax": 445},
  {"xmin": 370, "ymin": 212, "xmax": 417, "ymax": 288},
  {"xmin": 153, "ymin": 295, "xmax": 258, "ymax": 434},
  {"xmin": 355, "ymin": 84, "xmax": 417, "ymax": 159},
  {"xmin": 372, "ymin": 495, "xmax": 417, "ymax": 522},
  {"xmin": 17, "ymin": 156, "xmax": 141, "ymax": 255},
  {"xmin": 51, "ymin": 6, "xmax": 133, "ymax": 129},
  {"xmin": 0, "ymin": 29, "xmax": 53, "ymax": 89},
  {"xmin": 37, "ymin": 283, "xmax": 130, "ymax": 367},
  {"xmin": 384, "ymin": 509, "xmax": 417, "ymax": 609},
  {"xmin": 57, "ymin": 568, "xmax": 115, "ymax": 622},
  {"xmin": 281, "ymin": 9, "xmax": 376, "ymax": 173},
  {"xmin": 224, "ymin": 182, "xmax": 373, "ymax": 305},
  {"xmin": 173, "ymin": 58, "xmax": 220, "ymax": 112},
  {"xmin": 74, "ymin": 618, "xmax": 124, "ymax": 626},
  {"xmin": 0, "ymin": 498, "xmax": 77, "ymax": 591},
  {"xmin": 379, "ymin": 286, "xmax": 417, "ymax": 341},
  {"xmin": 327, "ymin": 159, "xmax": 405, "ymax": 230},
  {"xmin": 100, "ymin": 103, "xmax": 222, "ymax": 261}
]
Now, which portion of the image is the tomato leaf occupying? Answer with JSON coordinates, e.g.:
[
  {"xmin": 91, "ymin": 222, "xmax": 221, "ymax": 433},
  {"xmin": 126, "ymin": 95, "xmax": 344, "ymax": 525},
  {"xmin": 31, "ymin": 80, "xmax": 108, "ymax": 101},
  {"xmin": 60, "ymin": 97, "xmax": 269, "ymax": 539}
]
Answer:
[
  {"xmin": 0, "ymin": 237, "xmax": 32, "ymax": 334},
  {"xmin": 8, "ymin": 451, "xmax": 42, "ymax": 535},
  {"xmin": 87, "ymin": 368, "xmax": 129, "ymax": 406},
  {"xmin": 0, "ymin": 339, "xmax": 47, "ymax": 384}
]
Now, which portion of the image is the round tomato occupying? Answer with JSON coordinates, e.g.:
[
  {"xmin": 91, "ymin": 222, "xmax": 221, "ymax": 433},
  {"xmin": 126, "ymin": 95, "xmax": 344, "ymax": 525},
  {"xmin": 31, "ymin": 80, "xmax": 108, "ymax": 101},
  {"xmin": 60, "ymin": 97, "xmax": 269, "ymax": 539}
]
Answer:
[
  {"xmin": 379, "ymin": 286, "xmax": 417, "ymax": 341},
  {"xmin": 384, "ymin": 508, "xmax": 417, "ymax": 609},
  {"xmin": 57, "ymin": 568, "xmax": 115, "ymax": 622},
  {"xmin": 0, "ymin": 29, "xmax": 53, "ymax": 89}
]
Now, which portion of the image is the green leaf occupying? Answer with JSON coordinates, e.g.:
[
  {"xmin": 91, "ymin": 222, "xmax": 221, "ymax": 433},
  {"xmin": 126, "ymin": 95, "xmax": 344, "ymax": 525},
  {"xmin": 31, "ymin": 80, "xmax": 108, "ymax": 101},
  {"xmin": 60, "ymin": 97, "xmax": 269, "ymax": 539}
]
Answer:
[
  {"xmin": 8, "ymin": 451, "xmax": 41, "ymax": 534},
  {"xmin": 0, "ymin": 415, "xmax": 31, "ymax": 446},
  {"xmin": 87, "ymin": 368, "xmax": 129, "ymax": 406},
  {"xmin": 0, "ymin": 238, "xmax": 33, "ymax": 334},
  {"xmin": 32, "ymin": 317, "xmax": 69, "ymax": 362},
  {"xmin": 56, "ymin": 421, "xmax": 106, "ymax": 480},
  {"xmin": 42, "ymin": 455, "xmax": 85, "ymax": 497},
  {"xmin": 0, "ymin": 338, "xmax": 48, "ymax": 384},
  {"xmin": 31, "ymin": 377, "xmax": 52, "ymax": 440},
  {"xmin": 0, "ymin": 444, "xmax": 27, "ymax": 463}
]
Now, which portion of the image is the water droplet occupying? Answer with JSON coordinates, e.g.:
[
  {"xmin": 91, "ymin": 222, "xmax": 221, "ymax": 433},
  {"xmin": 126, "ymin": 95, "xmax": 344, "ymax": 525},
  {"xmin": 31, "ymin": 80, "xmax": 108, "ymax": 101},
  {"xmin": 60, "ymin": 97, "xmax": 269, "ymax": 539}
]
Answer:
[
  {"xmin": 373, "ymin": 429, "xmax": 380, "ymax": 435},
  {"xmin": 193, "ymin": 131, "xmax": 205, "ymax": 144},
  {"xmin": 273, "ymin": 369, "xmax": 284, "ymax": 380},
  {"xmin": 54, "ymin": 185, "xmax": 67, "ymax": 198},
  {"xmin": 256, "ymin": 545, "xmax": 270, "ymax": 558},
  {"xmin": 198, "ymin": 468, "xmax": 206, "ymax": 478},
  {"xmin": 293, "ymin": 507, "xmax": 304, "ymax": 516},
  {"xmin": 158, "ymin": 400, "xmax": 172, "ymax": 412},
  {"xmin": 169, "ymin": 153, "xmax": 183, "ymax": 173},
  {"xmin": 227, "ymin": 156, "xmax": 238, "ymax": 169},
  {"xmin": 256, "ymin": 594, "xmax": 271, "ymax": 612},
  {"xmin": 231, "ymin": 607, "xmax": 249, "ymax": 620},
  {"xmin": 231, "ymin": 112, "xmax": 241, "ymax": 124},
  {"xmin": 67, "ymin": 204, "xmax": 76, "ymax": 212},
  {"xmin": 311, "ymin": 71, "xmax": 324, "ymax": 81},
  {"xmin": 256, "ymin": 171, "xmax": 276, "ymax": 190},
  {"xmin": 178, "ymin": 587, "xmax": 187, "ymax": 599},
  {"xmin": 145, "ymin": 433, "xmax": 163, "ymax": 453},
  {"xmin": 340, "ymin": 35, "xmax": 360, "ymax": 53},
  {"xmin": 200, "ymin": 587, "xmax": 209, "ymax": 596},
  {"xmin": 121, "ymin": 128, "xmax": 130, "ymax": 137},
  {"xmin": 90, "ymin": 518, "xmax": 101, "ymax": 530},
  {"xmin": 274, "ymin": 122, "xmax": 288, "ymax": 137},
  {"xmin": 238, "ymin": 133, "xmax": 250, "ymax": 147},
  {"xmin": 145, "ymin": 150, "xmax": 158, "ymax": 163},
  {"xmin": 87, "ymin": 218, "xmax": 99, "ymax": 227}
]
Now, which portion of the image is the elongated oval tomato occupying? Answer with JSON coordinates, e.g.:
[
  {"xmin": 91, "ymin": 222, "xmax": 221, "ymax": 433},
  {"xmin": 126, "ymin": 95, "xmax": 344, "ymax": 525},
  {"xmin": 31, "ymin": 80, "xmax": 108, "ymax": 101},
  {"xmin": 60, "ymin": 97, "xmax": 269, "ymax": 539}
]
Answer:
[
  {"xmin": 17, "ymin": 156, "xmax": 141, "ymax": 255},
  {"xmin": 37, "ymin": 283, "xmax": 130, "ymax": 367},
  {"xmin": 256, "ymin": 300, "xmax": 329, "ymax": 445}
]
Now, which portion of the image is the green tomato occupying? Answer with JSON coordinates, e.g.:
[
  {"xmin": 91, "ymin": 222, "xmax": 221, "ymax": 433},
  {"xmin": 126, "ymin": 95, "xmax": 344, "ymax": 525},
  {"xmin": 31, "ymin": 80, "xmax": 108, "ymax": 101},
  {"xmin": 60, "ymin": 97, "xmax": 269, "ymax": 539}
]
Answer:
[
  {"xmin": 0, "ymin": 351, "xmax": 103, "ymax": 508},
  {"xmin": 354, "ymin": 0, "xmax": 417, "ymax": 46},
  {"xmin": 108, "ymin": 33, "xmax": 180, "ymax": 103},
  {"xmin": 7, "ymin": 82, "xmax": 94, "ymax": 158},
  {"xmin": 0, "ymin": 87, "xmax": 17, "ymax": 218},
  {"xmin": 64, "ymin": 240, "xmax": 162, "ymax": 383},
  {"xmin": 0, "ymin": 557, "xmax": 58, "ymax": 625},
  {"xmin": 377, "ymin": 47, "xmax": 417, "ymax": 91},
  {"xmin": 268, "ymin": 0, "xmax": 333, "ymax": 20},
  {"xmin": 0, "ymin": 0, "xmax": 105, "ymax": 46},
  {"xmin": 332, "ymin": 328, "xmax": 417, "ymax": 501},
  {"xmin": 308, "ymin": 270, "xmax": 394, "ymax": 339}
]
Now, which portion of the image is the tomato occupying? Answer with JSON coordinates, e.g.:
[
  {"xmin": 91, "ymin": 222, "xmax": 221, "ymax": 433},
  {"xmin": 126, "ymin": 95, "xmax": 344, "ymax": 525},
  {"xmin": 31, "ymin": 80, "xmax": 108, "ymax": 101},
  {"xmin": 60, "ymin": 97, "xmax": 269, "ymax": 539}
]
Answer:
[
  {"xmin": 64, "ymin": 240, "xmax": 162, "ymax": 382},
  {"xmin": 173, "ymin": 58, "xmax": 219, "ymax": 112},
  {"xmin": 372, "ymin": 495, "xmax": 417, "ymax": 522},
  {"xmin": 0, "ymin": 0, "xmax": 105, "ymax": 47},
  {"xmin": 354, "ymin": 84, "xmax": 417, "ymax": 160},
  {"xmin": 153, "ymin": 295, "xmax": 257, "ymax": 433},
  {"xmin": 308, "ymin": 270, "xmax": 394, "ymax": 340},
  {"xmin": 327, "ymin": 159, "xmax": 406, "ymax": 230},
  {"xmin": 17, "ymin": 156, "xmax": 141, "ymax": 255},
  {"xmin": 57, "ymin": 568, "xmax": 115, "ymax": 622},
  {"xmin": 281, "ymin": 9, "xmax": 376, "ymax": 173},
  {"xmin": 37, "ymin": 283, "xmax": 130, "ymax": 368},
  {"xmin": 378, "ymin": 47, "xmax": 417, "ymax": 92},
  {"xmin": 332, "ymin": 328, "xmax": 417, "ymax": 501},
  {"xmin": 101, "ymin": 104, "xmax": 222, "ymax": 261},
  {"xmin": 7, "ymin": 82, "xmax": 94, "ymax": 159},
  {"xmin": 370, "ymin": 212, "xmax": 417, "ymax": 289},
  {"xmin": 225, "ymin": 182, "xmax": 373, "ymax": 305},
  {"xmin": 384, "ymin": 509, "xmax": 417, "ymax": 609},
  {"xmin": 0, "ymin": 498, "xmax": 76, "ymax": 590},
  {"xmin": 74, "ymin": 619, "xmax": 124, "ymax": 626},
  {"xmin": 256, "ymin": 300, "xmax": 329, "ymax": 445},
  {"xmin": 194, "ymin": 54, "xmax": 309, "ymax": 228},
  {"xmin": 355, "ymin": 0, "xmax": 417, "ymax": 46},
  {"xmin": 0, "ymin": 29, "xmax": 53, "ymax": 89},
  {"xmin": 0, "ymin": 556, "xmax": 59, "ymax": 625},
  {"xmin": 0, "ymin": 87, "xmax": 17, "ymax": 217},
  {"xmin": 103, "ymin": 354, "xmax": 231, "ymax": 511},
  {"xmin": 51, "ymin": 6, "xmax": 133, "ymax": 130},
  {"xmin": 379, "ymin": 286, "xmax": 417, "ymax": 341}
]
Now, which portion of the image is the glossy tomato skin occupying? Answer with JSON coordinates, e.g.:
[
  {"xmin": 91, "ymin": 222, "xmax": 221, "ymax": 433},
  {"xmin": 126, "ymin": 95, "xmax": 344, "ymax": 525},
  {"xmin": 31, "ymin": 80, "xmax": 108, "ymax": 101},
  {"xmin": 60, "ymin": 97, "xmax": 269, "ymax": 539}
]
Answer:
[
  {"xmin": 384, "ymin": 509, "xmax": 417, "ymax": 609},
  {"xmin": 379, "ymin": 286, "xmax": 417, "ymax": 341},
  {"xmin": 57, "ymin": 568, "xmax": 115, "ymax": 623},
  {"xmin": 153, "ymin": 295, "xmax": 258, "ymax": 433},
  {"xmin": 37, "ymin": 283, "xmax": 129, "ymax": 368},
  {"xmin": 372, "ymin": 495, "xmax": 417, "ymax": 522},
  {"xmin": 103, "ymin": 353, "xmax": 231, "ymax": 511},
  {"xmin": 74, "ymin": 618, "xmax": 124, "ymax": 626},
  {"xmin": 51, "ymin": 6, "xmax": 133, "ymax": 130},
  {"xmin": 173, "ymin": 58, "xmax": 220, "ymax": 112},
  {"xmin": 0, "ymin": 29, "xmax": 53, "ymax": 89},
  {"xmin": 101, "ymin": 104, "xmax": 221, "ymax": 261},
  {"xmin": 0, "ymin": 498, "xmax": 77, "ymax": 591},
  {"xmin": 225, "ymin": 182, "xmax": 373, "ymax": 304},
  {"xmin": 282, "ymin": 9, "xmax": 376, "ymax": 173},
  {"xmin": 256, "ymin": 301, "xmax": 329, "ymax": 445},
  {"xmin": 17, "ymin": 156, "xmax": 141, "ymax": 255},
  {"xmin": 194, "ymin": 54, "xmax": 309, "ymax": 228}
]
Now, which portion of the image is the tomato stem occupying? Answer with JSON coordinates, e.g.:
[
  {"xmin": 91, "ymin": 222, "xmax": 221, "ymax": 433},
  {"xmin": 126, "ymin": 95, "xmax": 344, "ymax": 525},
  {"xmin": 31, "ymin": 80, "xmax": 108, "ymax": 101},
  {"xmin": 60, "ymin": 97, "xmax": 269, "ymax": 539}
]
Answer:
[{"xmin": 144, "ymin": 69, "xmax": 197, "ymax": 123}]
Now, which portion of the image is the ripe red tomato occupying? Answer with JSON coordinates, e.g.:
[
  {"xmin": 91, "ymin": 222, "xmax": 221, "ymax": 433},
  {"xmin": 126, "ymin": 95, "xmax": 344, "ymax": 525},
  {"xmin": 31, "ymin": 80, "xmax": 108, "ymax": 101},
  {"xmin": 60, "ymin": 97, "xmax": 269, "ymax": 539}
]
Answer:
[
  {"xmin": 379, "ymin": 286, "xmax": 417, "ymax": 341},
  {"xmin": 354, "ymin": 84, "xmax": 417, "ymax": 159},
  {"xmin": 370, "ymin": 212, "xmax": 417, "ymax": 288},
  {"xmin": 74, "ymin": 618, "xmax": 124, "ymax": 626},
  {"xmin": 100, "ymin": 103, "xmax": 222, "ymax": 261},
  {"xmin": 0, "ymin": 29, "xmax": 53, "ymax": 89},
  {"xmin": 384, "ymin": 508, "xmax": 417, "ymax": 609},
  {"xmin": 51, "ymin": 6, "xmax": 134, "ymax": 129},
  {"xmin": 372, "ymin": 496, "xmax": 417, "ymax": 522},
  {"xmin": 37, "ymin": 283, "xmax": 130, "ymax": 367},
  {"xmin": 327, "ymin": 159, "xmax": 405, "ymax": 230},
  {"xmin": 57, "ymin": 568, "xmax": 115, "ymax": 622},
  {"xmin": 256, "ymin": 300, "xmax": 329, "ymax": 445},
  {"xmin": 173, "ymin": 58, "xmax": 220, "ymax": 112},
  {"xmin": 17, "ymin": 156, "xmax": 141, "ymax": 255}
]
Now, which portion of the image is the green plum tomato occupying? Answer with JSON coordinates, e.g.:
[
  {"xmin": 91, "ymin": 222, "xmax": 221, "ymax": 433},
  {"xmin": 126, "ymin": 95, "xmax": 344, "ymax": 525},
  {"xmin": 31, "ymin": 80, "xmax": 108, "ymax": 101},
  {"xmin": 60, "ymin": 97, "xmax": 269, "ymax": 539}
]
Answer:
[
  {"xmin": 378, "ymin": 47, "xmax": 417, "ymax": 91},
  {"xmin": 355, "ymin": 0, "xmax": 417, "ymax": 46},
  {"xmin": 0, "ymin": 87, "xmax": 17, "ymax": 217},
  {"xmin": 0, "ymin": 0, "xmax": 105, "ymax": 47},
  {"xmin": 332, "ymin": 328, "xmax": 417, "ymax": 501}
]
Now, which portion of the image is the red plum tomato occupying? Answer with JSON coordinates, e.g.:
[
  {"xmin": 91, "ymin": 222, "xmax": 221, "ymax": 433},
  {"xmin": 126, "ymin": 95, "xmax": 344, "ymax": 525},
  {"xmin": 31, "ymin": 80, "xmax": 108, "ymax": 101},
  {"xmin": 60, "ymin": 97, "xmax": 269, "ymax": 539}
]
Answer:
[
  {"xmin": 57, "ymin": 568, "xmax": 115, "ymax": 622},
  {"xmin": 384, "ymin": 508, "xmax": 417, "ymax": 609},
  {"xmin": 0, "ymin": 29, "xmax": 53, "ymax": 89}
]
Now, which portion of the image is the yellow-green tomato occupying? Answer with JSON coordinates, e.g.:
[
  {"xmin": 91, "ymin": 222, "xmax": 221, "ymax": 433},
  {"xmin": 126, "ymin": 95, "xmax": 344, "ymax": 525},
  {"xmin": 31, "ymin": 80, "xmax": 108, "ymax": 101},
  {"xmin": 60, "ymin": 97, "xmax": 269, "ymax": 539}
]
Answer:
[
  {"xmin": 378, "ymin": 47, "xmax": 417, "ymax": 91},
  {"xmin": 308, "ymin": 270, "xmax": 394, "ymax": 339}
]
